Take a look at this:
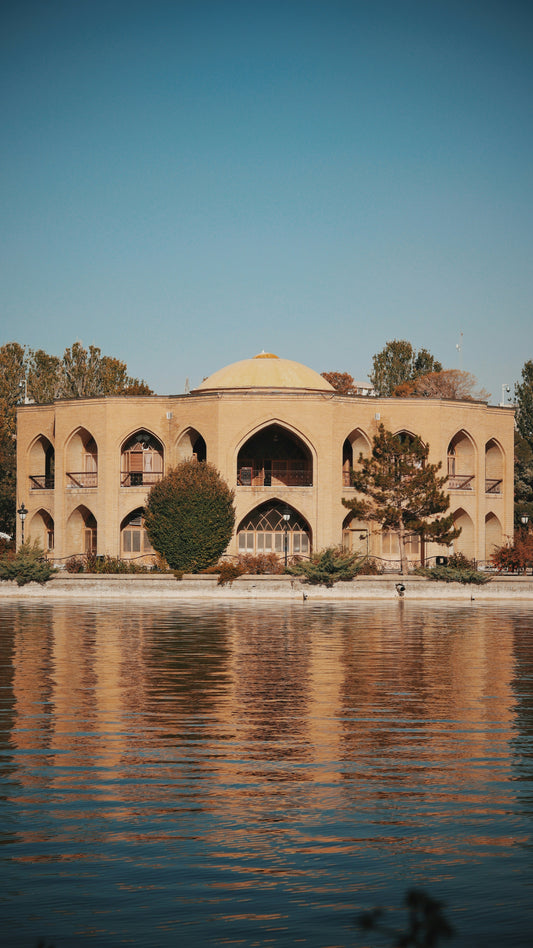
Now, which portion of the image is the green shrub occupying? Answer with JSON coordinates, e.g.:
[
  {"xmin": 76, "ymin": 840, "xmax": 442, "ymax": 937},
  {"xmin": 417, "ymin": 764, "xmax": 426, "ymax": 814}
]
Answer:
[
  {"xmin": 144, "ymin": 460, "xmax": 235, "ymax": 573},
  {"xmin": 287, "ymin": 547, "xmax": 367, "ymax": 587},
  {"xmin": 65, "ymin": 554, "xmax": 150, "ymax": 574},
  {"xmin": 0, "ymin": 540, "xmax": 54, "ymax": 586},
  {"xmin": 414, "ymin": 552, "xmax": 489, "ymax": 585}
]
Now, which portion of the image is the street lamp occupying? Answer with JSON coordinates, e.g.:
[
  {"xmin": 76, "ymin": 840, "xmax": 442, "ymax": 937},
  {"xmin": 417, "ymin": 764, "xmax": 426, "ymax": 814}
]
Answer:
[
  {"xmin": 521, "ymin": 515, "xmax": 529, "ymax": 529},
  {"xmin": 282, "ymin": 510, "xmax": 291, "ymax": 567},
  {"xmin": 17, "ymin": 503, "xmax": 28, "ymax": 544}
]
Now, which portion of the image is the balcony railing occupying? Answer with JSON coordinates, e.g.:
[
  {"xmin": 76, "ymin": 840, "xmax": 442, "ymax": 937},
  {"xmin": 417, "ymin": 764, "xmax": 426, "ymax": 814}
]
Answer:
[
  {"xmin": 485, "ymin": 478, "xmax": 502, "ymax": 494},
  {"xmin": 30, "ymin": 475, "xmax": 54, "ymax": 490},
  {"xmin": 121, "ymin": 471, "xmax": 163, "ymax": 488},
  {"xmin": 448, "ymin": 474, "xmax": 475, "ymax": 490},
  {"xmin": 67, "ymin": 472, "xmax": 98, "ymax": 488},
  {"xmin": 238, "ymin": 463, "xmax": 312, "ymax": 487}
]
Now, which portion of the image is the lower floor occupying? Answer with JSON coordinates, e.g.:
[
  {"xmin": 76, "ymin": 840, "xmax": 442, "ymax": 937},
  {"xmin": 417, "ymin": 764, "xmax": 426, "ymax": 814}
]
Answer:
[{"xmin": 26, "ymin": 494, "xmax": 506, "ymax": 569}]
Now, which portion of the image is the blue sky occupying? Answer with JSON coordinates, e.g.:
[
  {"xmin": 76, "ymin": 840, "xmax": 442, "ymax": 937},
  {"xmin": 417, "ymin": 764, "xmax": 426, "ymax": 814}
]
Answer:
[{"xmin": 1, "ymin": 0, "xmax": 532, "ymax": 401}]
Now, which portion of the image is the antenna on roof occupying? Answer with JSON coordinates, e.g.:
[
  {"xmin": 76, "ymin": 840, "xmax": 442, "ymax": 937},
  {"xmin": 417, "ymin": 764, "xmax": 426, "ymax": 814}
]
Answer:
[{"xmin": 184, "ymin": 378, "xmax": 190, "ymax": 394}]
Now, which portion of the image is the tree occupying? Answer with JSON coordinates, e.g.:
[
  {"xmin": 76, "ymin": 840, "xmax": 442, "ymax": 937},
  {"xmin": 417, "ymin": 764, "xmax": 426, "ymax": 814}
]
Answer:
[
  {"xmin": 515, "ymin": 432, "xmax": 533, "ymax": 526},
  {"xmin": 370, "ymin": 340, "xmax": 442, "ymax": 396},
  {"xmin": 321, "ymin": 371, "xmax": 357, "ymax": 394},
  {"xmin": 144, "ymin": 460, "xmax": 235, "ymax": 572},
  {"xmin": 393, "ymin": 369, "xmax": 489, "ymax": 401},
  {"xmin": 0, "ymin": 340, "xmax": 154, "ymax": 535},
  {"xmin": 515, "ymin": 360, "xmax": 533, "ymax": 444},
  {"xmin": 342, "ymin": 424, "xmax": 459, "ymax": 575}
]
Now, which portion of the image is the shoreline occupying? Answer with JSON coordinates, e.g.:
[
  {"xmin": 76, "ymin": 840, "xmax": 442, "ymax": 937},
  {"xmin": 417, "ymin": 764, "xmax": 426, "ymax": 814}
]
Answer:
[{"xmin": 1, "ymin": 572, "xmax": 533, "ymax": 600}]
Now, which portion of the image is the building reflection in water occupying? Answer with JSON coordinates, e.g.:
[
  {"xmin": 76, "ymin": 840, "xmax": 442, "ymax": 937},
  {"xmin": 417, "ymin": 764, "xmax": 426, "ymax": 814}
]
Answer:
[{"xmin": 3, "ymin": 601, "xmax": 524, "ymax": 880}]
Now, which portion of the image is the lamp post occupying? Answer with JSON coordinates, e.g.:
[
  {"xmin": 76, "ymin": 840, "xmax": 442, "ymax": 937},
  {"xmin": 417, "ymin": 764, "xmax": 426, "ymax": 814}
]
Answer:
[
  {"xmin": 521, "ymin": 515, "xmax": 529, "ymax": 530},
  {"xmin": 17, "ymin": 503, "xmax": 28, "ymax": 545},
  {"xmin": 282, "ymin": 510, "xmax": 290, "ymax": 567}
]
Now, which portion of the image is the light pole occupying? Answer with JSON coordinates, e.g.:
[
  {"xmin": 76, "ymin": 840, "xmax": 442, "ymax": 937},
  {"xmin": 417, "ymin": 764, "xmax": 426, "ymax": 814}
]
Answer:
[
  {"xmin": 282, "ymin": 510, "xmax": 290, "ymax": 567},
  {"xmin": 17, "ymin": 503, "xmax": 28, "ymax": 545}
]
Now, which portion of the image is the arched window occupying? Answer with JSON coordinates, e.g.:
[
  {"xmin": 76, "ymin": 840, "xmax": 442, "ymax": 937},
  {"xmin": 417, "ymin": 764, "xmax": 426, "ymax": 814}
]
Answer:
[
  {"xmin": 237, "ymin": 425, "xmax": 313, "ymax": 487},
  {"xmin": 447, "ymin": 432, "xmax": 475, "ymax": 490},
  {"xmin": 237, "ymin": 502, "xmax": 311, "ymax": 557},
  {"xmin": 485, "ymin": 440, "xmax": 504, "ymax": 494},
  {"xmin": 121, "ymin": 509, "xmax": 154, "ymax": 557},
  {"xmin": 342, "ymin": 512, "xmax": 369, "ymax": 554},
  {"xmin": 342, "ymin": 430, "xmax": 371, "ymax": 486},
  {"xmin": 29, "ymin": 436, "xmax": 54, "ymax": 490},
  {"xmin": 121, "ymin": 431, "xmax": 164, "ymax": 487},
  {"xmin": 66, "ymin": 428, "xmax": 98, "ymax": 488}
]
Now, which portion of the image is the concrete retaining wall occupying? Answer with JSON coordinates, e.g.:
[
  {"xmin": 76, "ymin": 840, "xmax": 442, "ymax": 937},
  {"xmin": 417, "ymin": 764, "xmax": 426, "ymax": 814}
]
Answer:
[{"xmin": 1, "ymin": 572, "xmax": 533, "ymax": 600}]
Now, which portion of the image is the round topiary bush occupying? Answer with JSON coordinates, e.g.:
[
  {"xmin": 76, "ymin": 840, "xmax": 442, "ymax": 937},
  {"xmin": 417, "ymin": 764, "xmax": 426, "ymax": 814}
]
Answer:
[{"xmin": 144, "ymin": 460, "xmax": 235, "ymax": 573}]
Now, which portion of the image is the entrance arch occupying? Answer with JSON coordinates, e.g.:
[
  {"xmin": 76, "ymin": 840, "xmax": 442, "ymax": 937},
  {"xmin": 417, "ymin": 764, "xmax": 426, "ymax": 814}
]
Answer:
[
  {"xmin": 237, "ymin": 501, "xmax": 312, "ymax": 558},
  {"xmin": 237, "ymin": 424, "xmax": 313, "ymax": 487}
]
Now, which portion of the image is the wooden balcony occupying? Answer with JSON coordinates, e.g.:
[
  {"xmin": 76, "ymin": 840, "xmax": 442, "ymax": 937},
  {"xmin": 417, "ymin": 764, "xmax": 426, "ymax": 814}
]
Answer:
[
  {"xmin": 448, "ymin": 474, "xmax": 475, "ymax": 490},
  {"xmin": 238, "ymin": 462, "xmax": 312, "ymax": 487},
  {"xmin": 67, "ymin": 472, "xmax": 98, "ymax": 488},
  {"xmin": 485, "ymin": 478, "xmax": 502, "ymax": 494},
  {"xmin": 121, "ymin": 471, "xmax": 164, "ymax": 488},
  {"xmin": 30, "ymin": 475, "xmax": 54, "ymax": 490}
]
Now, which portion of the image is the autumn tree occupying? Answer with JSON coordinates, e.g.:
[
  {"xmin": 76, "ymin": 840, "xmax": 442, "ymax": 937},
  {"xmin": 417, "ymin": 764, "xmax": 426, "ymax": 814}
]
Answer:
[
  {"xmin": 370, "ymin": 340, "xmax": 442, "ymax": 396},
  {"xmin": 393, "ymin": 369, "xmax": 489, "ymax": 401},
  {"xmin": 144, "ymin": 460, "xmax": 235, "ymax": 573},
  {"xmin": 0, "ymin": 340, "xmax": 154, "ymax": 535},
  {"xmin": 320, "ymin": 371, "xmax": 358, "ymax": 394},
  {"xmin": 342, "ymin": 424, "xmax": 459, "ymax": 575}
]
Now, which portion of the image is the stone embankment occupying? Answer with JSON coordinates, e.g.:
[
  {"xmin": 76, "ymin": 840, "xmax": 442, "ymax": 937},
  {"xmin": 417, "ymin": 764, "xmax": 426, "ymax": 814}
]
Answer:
[{"xmin": 1, "ymin": 572, "xmax": 533, "ymax": 600}]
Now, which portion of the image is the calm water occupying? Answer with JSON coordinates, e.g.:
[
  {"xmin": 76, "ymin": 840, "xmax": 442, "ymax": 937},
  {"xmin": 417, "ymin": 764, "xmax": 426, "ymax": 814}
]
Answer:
[{"xmin": 1, "ymin": 600, "xmax": 532, "ymax": 947}]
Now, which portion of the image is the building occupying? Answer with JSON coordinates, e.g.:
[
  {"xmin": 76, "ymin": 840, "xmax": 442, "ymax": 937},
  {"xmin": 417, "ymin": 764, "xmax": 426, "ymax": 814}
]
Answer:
[{"xmin": 16, "ymin": 352, "xmax": 514, "ymax": 566}]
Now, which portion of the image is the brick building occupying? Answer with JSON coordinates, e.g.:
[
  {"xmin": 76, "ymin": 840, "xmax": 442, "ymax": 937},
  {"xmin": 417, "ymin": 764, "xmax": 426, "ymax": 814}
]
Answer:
[{"xmin": 16, "ymin": 352, "xmax": 514, "ymax": 566}]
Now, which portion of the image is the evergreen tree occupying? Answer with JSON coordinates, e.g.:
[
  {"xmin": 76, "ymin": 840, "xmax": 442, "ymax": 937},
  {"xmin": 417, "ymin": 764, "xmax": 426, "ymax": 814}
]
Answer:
[
  {"xmin": 343, "ymin": 424, "xmax": 458, "ymax": 575},
  {"xmin": 144, "ymin": 460, "xmax": 235, "ymax": 573},
  {"xmin": 370, "ymin": 340, "xmax": 442, "ymax": 396}
]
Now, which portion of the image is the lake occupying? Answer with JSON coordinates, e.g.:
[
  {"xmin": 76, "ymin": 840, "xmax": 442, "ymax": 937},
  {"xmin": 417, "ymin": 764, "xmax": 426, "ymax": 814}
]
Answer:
[{"xmin": 0, "ymin": 600, "xmax": 532, "ymax": 947}]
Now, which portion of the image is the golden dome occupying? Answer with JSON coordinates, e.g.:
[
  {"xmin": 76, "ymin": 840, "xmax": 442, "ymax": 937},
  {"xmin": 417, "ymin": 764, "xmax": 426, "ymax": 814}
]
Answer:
[{"xmin": 194, "ymin": 352, "xmax": 334, "ymax": 393}]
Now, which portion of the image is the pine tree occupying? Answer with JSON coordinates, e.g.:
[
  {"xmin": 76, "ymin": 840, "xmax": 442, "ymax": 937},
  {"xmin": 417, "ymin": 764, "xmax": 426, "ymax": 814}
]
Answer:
[{"xmin": 343, "ymin": 424, "xmax": 459, "ymax": 575}]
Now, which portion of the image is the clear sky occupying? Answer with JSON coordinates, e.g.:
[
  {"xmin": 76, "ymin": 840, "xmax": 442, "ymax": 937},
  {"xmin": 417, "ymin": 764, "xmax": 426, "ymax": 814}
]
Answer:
[{"xmin": 1, "ymin": 0, "xmax": 532, "ymax": 402}]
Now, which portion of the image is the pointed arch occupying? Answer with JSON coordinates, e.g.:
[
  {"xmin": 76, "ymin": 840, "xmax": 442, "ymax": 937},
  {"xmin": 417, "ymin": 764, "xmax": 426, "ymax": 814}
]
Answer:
[
  {"xmin": 236, "ymin": 500, "xmax": 312, "ymax": 558},
  {"xmin": 28, "ymin": 508, "xmax": 54, "ymax": 552},
  {"xmin": 485, "ymin": 439, "xmax": 504, "ymax": 494},
  {"xmin": 485, "ymin": 512, "xmax": 502, "ymax": 560},
  {"xmin": 66, "ymin": 504, "xmax": 97, "ymax": 555},
  {"xmin": 65, "ymin": 426, "xmax": 98, "ymax": 488},
  {"xmin": 176, "ymin": 427, "xmax": 207, "ymax": 462},
  {"xmin": 28, "ymin": 434, "xmax": 54, "ymax": 490},
  {"xmin": 120, "ymin": 429, "xmax": 164, "ymax": 488},
  {"xmin": 237, "ymin": 422, "xmax": 314, "ymax": 487},
  {"xmin": 120, "ymin": 507, "xmax": 154, "ymax": 559},
  {"xmin": 447, "ymin": 430, "xmax": 476, "ymax": 491},
  {"xmin": 452, "ymin": 507, "xmax": 475, "ymax": 559},
  {"xmin": 342, "ymin": 511, "xmax": 370, "ymax": 554},
  {"xmin": 342, "ymin": 428, "xmax": 371, "ymax": 486}
]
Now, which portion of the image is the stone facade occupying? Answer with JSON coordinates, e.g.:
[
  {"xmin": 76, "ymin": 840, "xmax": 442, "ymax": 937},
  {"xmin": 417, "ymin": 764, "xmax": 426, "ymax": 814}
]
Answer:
[{"xmin": 16, "ymin": 353, "xmax": 514, "ymax": 566}]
